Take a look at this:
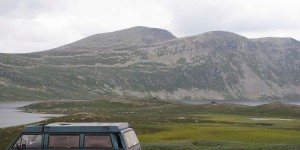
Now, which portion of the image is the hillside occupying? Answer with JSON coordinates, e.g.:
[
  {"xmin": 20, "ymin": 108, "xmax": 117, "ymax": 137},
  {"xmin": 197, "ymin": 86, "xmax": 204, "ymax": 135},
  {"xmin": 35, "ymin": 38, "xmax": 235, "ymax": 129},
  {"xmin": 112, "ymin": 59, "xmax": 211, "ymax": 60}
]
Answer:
[{"xmin": 0, "ymin": 26, "xmax": 299, "ymax": 100}]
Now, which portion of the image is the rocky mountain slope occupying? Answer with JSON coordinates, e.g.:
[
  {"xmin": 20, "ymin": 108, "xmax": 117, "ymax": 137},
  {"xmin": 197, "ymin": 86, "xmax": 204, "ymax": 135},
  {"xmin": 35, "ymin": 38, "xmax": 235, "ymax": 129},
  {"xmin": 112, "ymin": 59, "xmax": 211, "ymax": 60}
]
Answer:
[{"xmin": 0, "ymin": 26, "xmax": 299, "ymax": 100}]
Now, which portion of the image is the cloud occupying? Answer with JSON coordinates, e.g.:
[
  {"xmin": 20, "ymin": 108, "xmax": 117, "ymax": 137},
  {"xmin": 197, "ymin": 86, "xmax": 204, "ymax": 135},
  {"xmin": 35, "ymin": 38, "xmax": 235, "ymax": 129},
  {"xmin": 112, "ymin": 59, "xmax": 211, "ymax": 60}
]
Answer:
[
  {"xmin": 163, "ymin": 0, "xmax": 300, "ymax": 37},
  {"xmin": 0, "ymin": 0, "xmax": 173, "ymax": 53},
  {"xmin": 1, "ymin": 0, "xmax": 300, "ymax": 53},
  {"xmin": 0, "ymin": 0, "xmax": 78, "ymax": 53},
  {"xmin": 63, "ymin": 0, "xmax": 172, "ymax": 36}
]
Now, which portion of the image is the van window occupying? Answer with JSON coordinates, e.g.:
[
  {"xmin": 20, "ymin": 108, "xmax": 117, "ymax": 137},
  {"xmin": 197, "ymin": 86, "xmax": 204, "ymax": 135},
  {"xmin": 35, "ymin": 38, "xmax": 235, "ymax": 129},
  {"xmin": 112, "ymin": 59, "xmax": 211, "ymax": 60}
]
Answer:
[
  {"xmin": 13, "ymin": 134, "xmax": 42, "ymax": 149},
  {"xmin": 123, "ymin": 130, "xmax": 139, "ymax": 148},
  {"xmin": 84, "ymin": 135, "xmax": 112, "ymax": 148},
  {"xmin": 48, "ymin": 135, "xmax": 80, "ymax": 148},
  {"xmin": 116, "ymin": 134, "xmax": 124, "ymax": 148}
]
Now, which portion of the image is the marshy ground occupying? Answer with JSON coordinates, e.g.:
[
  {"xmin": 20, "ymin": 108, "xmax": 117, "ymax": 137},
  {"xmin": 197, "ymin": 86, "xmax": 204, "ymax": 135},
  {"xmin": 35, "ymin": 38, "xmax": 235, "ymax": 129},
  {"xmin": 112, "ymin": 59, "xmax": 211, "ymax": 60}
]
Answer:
[{"xmin": 1, "ymin": 98, "xmax": 300, "ymax": 150}]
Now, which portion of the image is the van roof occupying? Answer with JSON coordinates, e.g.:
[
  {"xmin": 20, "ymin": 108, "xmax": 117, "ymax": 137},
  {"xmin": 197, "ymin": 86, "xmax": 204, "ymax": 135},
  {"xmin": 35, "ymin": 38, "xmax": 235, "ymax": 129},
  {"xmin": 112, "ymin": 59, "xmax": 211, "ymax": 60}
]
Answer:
[{"xmin": 22, "ymin": 122, "xmax": 131, "ymax": 133}]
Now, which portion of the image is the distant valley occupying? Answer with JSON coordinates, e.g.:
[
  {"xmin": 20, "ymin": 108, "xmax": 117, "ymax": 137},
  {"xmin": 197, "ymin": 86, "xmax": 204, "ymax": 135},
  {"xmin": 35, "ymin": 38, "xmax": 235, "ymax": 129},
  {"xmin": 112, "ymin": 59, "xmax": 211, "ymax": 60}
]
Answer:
[{"xmin": 0, "ymin": 26, "xmax": 299, "ymax": 101}]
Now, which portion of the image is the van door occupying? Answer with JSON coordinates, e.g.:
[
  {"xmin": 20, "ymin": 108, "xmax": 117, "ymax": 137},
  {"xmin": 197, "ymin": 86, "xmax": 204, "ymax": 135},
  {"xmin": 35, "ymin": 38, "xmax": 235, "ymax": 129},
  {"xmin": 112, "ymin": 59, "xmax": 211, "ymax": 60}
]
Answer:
[{"xmin": 9, "ymin": 134, "xmax": 43, "ymax": 150}]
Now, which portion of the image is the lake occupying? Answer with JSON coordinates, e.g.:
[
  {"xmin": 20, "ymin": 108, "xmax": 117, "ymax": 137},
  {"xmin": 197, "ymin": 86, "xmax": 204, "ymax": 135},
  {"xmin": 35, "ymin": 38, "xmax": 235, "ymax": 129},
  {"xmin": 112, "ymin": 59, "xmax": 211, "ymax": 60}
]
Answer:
[
  {"xmin": 1, "ymin": 100, "xmax": 300, "ymax": 128},
  {"xmin": 0, "ymin": 101, "xmax": 64, "ymax": 128},
  {"xmin": 182, "ymin": 99, "xmax": 300, "ymax": 106}
]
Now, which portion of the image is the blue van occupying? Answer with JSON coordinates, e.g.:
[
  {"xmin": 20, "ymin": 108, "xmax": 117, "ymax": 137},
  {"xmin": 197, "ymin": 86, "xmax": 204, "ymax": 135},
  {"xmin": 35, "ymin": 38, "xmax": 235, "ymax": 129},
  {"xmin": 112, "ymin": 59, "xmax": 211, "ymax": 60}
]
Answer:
[{"xmin": 8, "ymin": 122, "xmax": 141, "ymax": 150}]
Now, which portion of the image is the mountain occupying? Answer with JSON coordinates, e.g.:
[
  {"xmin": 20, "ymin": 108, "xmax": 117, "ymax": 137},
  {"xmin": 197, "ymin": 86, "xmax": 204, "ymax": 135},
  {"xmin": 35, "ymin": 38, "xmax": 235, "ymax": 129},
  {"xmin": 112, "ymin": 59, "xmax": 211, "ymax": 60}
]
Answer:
[
  {"xmin": 27, "ymin": 26, "xmax": 176, "ymax": 56},
  {"xmin": 0, "ymin": 27, "xmax": 299, "ymax": 101}
]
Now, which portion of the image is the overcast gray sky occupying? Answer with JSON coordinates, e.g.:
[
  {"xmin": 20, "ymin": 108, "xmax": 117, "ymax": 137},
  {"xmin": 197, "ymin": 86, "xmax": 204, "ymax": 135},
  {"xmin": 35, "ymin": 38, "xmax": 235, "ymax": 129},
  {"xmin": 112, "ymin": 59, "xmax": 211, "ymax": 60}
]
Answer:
[{"xmin": 1, "ymin": 0, "xmax": 300, "ymax": 53}]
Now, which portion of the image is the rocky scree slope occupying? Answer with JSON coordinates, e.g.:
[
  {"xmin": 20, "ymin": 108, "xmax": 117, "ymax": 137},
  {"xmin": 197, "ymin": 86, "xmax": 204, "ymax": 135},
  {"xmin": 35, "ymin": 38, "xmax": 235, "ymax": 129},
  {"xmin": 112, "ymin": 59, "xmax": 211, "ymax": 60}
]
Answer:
[{"xmin": 0, "ymin": 26, "xmax": 299, "ymax": 100}]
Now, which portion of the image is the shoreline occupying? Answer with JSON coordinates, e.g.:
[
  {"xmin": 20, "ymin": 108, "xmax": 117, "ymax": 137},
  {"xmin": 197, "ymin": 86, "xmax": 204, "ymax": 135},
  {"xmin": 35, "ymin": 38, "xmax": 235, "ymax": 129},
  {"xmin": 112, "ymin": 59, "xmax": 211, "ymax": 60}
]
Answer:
[{"xmin": 0, "ymin": 101, "xmax": 64, "ymax": 128}]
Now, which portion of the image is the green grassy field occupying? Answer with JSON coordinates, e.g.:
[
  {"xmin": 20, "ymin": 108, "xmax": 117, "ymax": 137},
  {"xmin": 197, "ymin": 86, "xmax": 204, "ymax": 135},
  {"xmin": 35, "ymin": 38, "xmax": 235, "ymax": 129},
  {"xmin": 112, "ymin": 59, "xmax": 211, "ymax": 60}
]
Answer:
[{"xmin": 1, "ymin": 98, "xmax": 300, "ymax": 150}]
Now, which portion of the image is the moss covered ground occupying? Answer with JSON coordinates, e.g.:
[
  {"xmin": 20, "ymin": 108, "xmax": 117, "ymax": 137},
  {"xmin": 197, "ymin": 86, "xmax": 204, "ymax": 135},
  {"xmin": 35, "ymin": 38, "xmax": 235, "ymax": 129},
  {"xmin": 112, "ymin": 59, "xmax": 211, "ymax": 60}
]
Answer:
[{"xmin": 1, "ymin": 98, "xmax": 300, "ymax": 150}]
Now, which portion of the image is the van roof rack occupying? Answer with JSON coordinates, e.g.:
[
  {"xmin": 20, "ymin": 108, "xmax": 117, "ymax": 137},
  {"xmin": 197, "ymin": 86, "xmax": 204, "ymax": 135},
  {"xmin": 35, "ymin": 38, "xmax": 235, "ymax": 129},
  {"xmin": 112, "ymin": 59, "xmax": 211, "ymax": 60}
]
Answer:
[{"xmin": 22, "ymin": 122, "xmax": 131, "ymax": 133}]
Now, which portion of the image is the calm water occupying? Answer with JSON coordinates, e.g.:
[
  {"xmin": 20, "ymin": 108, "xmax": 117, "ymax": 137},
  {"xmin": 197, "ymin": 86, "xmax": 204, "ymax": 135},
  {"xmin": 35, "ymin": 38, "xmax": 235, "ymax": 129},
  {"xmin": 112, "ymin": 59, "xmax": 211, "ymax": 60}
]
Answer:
[
  {"xmin": 249, "ymin": 118, "xmax": 295, "ymax": 121},
  {"xmin": 0, "ymin": 101, "xmax": 63, "ymax": 128},
  {"xmin": 182, "ymin": 99, "xmax": 300, "ymax": 106},
  {"xmin": 1, "ymin": 100, "xmax": 299, "ymax": 128}
]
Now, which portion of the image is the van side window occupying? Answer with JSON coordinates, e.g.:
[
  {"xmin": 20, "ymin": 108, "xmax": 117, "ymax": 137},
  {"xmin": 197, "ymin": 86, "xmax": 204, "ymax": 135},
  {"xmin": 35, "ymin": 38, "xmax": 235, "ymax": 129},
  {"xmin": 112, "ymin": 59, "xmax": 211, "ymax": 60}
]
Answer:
[
  {"xmin": 13, "ymin": 134, "xmax": 42, "ymax": 149},
  {"xmin": 84, "ymin": 135, "xmax": 112, "ymax": 148},
  {"xmin": 123, "ymin": 130, "xmax": 140, "ymax": 148},
  {"xmin": 116, "ymin": 134, "xmax": 124, "ymax": 148},
  {"xmin": 48, "ymin": 135, "xmax": 80, "ymax": 148}
]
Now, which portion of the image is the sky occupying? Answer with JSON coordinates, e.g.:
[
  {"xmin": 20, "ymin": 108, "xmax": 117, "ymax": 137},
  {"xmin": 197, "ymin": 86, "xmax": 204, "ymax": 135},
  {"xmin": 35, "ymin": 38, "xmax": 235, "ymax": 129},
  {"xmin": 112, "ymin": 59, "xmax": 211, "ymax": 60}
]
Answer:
[{"xmin": 1, "ymin": 0, "xmax": 300, "ymax": 53}]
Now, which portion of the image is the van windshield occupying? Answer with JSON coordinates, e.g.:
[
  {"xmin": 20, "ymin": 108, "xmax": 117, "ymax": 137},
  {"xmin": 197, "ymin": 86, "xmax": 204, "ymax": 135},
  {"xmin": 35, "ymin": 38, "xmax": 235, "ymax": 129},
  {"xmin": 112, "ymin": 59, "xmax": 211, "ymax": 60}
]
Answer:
[
  {"xmin": 124, "ymin": 130, "xmax": 139, "ymax": 148},
  {"xmin": 13, "ymin": 134, "xmax": 42, "ymax": 149}
]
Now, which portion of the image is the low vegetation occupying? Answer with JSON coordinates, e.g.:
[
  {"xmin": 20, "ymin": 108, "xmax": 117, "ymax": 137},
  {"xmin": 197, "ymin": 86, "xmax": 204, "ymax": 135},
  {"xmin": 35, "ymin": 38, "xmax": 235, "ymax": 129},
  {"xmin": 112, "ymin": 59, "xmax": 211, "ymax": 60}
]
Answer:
[{"xmin": 1, "ymin": 98, "xmax": 300, "ymax": 149}]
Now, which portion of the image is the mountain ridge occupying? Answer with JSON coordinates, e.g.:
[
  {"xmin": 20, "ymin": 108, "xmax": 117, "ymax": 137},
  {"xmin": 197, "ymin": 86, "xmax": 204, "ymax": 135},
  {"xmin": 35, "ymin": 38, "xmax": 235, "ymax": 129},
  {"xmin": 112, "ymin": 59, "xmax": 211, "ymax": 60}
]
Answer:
[
  {"xmin": 0, "ymin": 26, "xmax": 299, "ymax": 101},
  {"xmin": 28, "ymin": 26, "xmax": 176, "ymax": 56}
]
